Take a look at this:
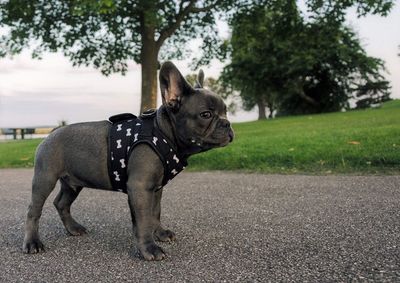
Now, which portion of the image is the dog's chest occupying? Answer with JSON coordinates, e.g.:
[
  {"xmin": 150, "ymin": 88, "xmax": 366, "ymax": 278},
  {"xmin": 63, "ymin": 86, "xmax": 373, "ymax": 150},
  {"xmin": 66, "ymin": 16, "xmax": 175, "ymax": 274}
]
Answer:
[{"xmin": 108, "ymin": 114, "xmax": 187, "ymax": 193}]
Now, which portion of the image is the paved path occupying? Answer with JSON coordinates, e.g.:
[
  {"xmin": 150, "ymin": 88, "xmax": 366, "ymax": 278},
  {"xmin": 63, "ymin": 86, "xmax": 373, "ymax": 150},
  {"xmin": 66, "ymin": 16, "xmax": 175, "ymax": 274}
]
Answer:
[{"xmin": 0, "ymin": 169, "xmax": 399, "ymax": 282}]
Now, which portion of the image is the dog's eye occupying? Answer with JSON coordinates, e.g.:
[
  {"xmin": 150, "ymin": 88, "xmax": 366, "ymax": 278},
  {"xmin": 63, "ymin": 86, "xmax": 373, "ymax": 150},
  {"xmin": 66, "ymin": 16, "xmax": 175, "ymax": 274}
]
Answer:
[{"xmin": 200, "ymin": 111, "xmax": 212, "ymax": 119}]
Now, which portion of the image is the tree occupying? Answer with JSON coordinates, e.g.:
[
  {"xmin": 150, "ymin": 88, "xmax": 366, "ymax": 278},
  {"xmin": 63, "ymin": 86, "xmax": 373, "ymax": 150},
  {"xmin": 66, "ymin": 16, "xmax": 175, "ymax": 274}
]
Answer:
[
  {"xmin": 221, "ymin": 0, "xmax": 305, "ymax": 119},
  {"xmin": 221, "ymin": 0, "xmax": 393, "ymax": 119},
  {"xmin": 277, "ymin": 19, "xmax": 391, "ymax": 115},
  {"xmin": 0, "ymin": 0, "xmax": 237, "ymax": 112},
  {"xmin": 307, "ymin": 0, "xmax": 394, "ymax": 19},
  {"xmin": 354, "ymin": 81, "xmax": 391, "ymax": 109}
]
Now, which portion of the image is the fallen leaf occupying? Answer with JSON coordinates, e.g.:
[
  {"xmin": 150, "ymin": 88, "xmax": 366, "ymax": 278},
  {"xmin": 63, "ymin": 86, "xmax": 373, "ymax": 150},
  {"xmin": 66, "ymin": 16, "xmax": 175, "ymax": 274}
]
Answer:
[{"xmin": 347, "ymin": 141, "xmax": 361, "ymax": 145}]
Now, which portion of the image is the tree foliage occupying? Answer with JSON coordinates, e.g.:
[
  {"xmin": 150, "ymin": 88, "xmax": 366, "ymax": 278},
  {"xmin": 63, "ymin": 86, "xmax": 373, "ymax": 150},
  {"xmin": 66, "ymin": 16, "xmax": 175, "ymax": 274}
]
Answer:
[
  {"xmin": 308, "ymin": 0, "xmax": 394, "ymax": 19},
  {"xmin": 0, "ymin": 0, "xmax": 233, "ymax": 73},
  {"xmin": 221, "ymin": 0, "xmax": 393, "ymax": 119},
  {"xmin": 0, "ymin": 0, "xmax": 240, "ymax": 111}
]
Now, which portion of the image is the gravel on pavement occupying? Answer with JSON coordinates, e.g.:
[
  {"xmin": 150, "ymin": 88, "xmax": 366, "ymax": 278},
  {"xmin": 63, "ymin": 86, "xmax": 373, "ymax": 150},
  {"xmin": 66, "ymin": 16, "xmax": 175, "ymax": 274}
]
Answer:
[{"xmin": 0, "ymin": 169, "xmax": 399, "ymax": 282}]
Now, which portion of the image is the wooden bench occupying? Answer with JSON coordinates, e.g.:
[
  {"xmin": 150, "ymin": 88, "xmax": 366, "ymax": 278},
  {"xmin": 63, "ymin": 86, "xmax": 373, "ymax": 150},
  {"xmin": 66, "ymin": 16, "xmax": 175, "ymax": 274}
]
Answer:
[{"xmin": 1, "ymin": 128, "xmax": 36, "ymax": 140}]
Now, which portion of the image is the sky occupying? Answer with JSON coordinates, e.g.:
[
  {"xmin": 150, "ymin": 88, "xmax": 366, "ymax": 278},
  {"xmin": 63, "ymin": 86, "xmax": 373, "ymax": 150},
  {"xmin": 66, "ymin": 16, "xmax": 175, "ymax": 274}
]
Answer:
[{"xmin": 0, "ymin": 3, "xmax": 399, "ymax": 128}]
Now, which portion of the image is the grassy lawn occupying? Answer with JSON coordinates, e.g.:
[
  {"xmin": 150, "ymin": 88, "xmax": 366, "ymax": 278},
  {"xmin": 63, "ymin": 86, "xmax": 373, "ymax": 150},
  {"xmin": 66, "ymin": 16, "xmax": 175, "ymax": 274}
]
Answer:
[
  {"xmin": 188, "ymin": 99, "xmax": 400, "ymax": 174},
  {"xmin": 1, "ymin": 100, "xmax": 399, "ymax": 174},
  {"xmin": 0, "ymin": 139, "xmax": 42, "ymax": 168}
]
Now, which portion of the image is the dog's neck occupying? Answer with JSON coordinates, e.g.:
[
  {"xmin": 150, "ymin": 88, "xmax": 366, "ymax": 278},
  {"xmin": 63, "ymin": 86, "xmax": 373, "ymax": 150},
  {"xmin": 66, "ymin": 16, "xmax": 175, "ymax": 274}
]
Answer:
[
  {"xmin": 156, "ymin": 106, "xmax": 204, "ymax": 158},
  {"xmin": 156, "ymin": 106, "xmax": 177, "ymax": 147}
]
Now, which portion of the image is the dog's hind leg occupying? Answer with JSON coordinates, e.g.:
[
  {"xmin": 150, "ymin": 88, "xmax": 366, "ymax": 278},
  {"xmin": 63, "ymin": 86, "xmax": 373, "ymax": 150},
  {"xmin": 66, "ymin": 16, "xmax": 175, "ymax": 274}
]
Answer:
[
  {"xmin": 23, "ymin": 170, "xmax": 58, "ymax": 254},
  {"xmin": 54, "ymin": 180, "xmax": 86, "ymax": 236}
]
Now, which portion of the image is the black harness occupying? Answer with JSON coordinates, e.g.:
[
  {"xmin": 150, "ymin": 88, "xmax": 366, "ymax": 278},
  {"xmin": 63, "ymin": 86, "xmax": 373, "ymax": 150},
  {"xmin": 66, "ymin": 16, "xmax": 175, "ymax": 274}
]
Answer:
[{"xmin": 107, "ymin": 110, "xmax": 187, "ymax": 193}]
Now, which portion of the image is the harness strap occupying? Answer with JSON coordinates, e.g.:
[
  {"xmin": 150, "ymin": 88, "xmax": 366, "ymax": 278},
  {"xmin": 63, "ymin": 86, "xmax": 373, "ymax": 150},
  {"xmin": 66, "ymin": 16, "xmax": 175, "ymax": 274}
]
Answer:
[{"xmin": 108, "ymin": 111, "xmax": 187, "ymax": 193}]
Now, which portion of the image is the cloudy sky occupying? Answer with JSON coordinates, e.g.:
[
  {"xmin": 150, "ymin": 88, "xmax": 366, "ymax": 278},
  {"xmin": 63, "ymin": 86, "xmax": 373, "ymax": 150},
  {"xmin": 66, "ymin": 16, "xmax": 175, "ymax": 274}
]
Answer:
[{"xmin": 0, "ymin": 4, "xmax": 399, "ymax": 128}]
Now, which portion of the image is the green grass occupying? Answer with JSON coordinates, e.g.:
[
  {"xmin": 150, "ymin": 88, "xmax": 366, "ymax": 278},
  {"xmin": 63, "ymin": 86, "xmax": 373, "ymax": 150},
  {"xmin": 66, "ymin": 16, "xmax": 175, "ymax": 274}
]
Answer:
[
  {"xmin": 0, "ymin": 139, "xmax": 42, "ymax": 168},
  {"xmin": 1, "ymin": 100, "xmax": 399, "ymax": 174},
  {"xmin": 188, "ymin": 100, "xmax": 400, "ymax": 174}
]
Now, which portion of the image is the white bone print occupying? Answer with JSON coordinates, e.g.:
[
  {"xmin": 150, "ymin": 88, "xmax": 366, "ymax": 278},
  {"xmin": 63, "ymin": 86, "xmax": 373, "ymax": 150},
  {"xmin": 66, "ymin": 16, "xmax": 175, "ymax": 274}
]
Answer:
[
  {"xmin": 127, "ymin": 146, "xmax": 130, "ymax": 152},
  {"xmin": 173, "ymin": 154, "xmax": 179, "ymax": 163},
  {"xmin": 152, "ymin": 137, "xmax": 158, "ymax": 145},
  {"xmin": 136, "ymin": 123, "xmax": 141, "ymax": 126},
  {"xmin": 116, "ymin": 124, "xmax": 122, "ymax": 131},
  {"xmin": 113, "ymin": 171, "xmax": 120, "ymax": 181},
  {"xmin": 116, "ymin": 139, "xmax": 122, "ymax": 149},
  {"xmin": 120, "ymin": 158, "xmax": 126, "ymax": 168},
  {"xmin": 126, "ymin": 128, "xmax": 132, "ymax": 136},
  {"xmin": 111, "ymin": 151, "xmax": 114, "ymax": 161},
  {"xmin": 134, "ymin": 133, "xmax": 138, "ymax": 142},
  {"xmin": 171, "ymin": 169, "xmax": 178, "ymax": 175}
]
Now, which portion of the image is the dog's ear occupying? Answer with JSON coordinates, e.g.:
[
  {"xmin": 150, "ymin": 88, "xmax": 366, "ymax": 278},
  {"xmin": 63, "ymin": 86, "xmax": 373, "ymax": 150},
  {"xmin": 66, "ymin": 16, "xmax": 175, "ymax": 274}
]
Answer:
[
  {"xmin": 159, "ymin": 61, "xmax": 194, "ymax": 111},
  {"xmin": 194, "ymin": 69, "xmax": 204, "ymax": 88}
]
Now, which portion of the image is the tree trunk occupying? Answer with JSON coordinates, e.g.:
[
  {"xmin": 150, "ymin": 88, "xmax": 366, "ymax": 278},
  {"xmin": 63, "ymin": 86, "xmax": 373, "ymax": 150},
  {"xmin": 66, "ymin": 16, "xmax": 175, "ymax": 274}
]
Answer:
[
  {"xmin": 267, "ymin": 102, "xmax": 274, "ymax": 119},
  {"xmin": 257, "ymin": 98, "xmax": 267, "ymax": 120},
  {"xmin": 295, "ymin": 79, "xmax": 319, "ymax": 107},
  {"xmin": 140, "ymin": 24, "xmax": 159, "ymax": 112}
]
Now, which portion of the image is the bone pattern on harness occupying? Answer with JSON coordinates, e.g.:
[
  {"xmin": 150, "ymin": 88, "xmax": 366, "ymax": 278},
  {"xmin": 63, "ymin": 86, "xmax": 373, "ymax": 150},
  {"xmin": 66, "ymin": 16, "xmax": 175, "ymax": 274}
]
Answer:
[
  {"xmin": 120, "ymin": 158, "xmax": 126, "ymax": 168},
  {"xmin": 113, "ymin": 171, "xmax": 120, "ymax": 181},
  {"xmin": 108, "ymin": 112, "xmax": 187, "ymax": 193}
]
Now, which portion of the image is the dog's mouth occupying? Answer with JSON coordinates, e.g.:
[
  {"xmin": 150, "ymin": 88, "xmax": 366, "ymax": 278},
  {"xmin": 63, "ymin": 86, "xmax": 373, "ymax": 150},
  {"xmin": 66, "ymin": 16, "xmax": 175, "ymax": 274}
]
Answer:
[
  {"xmin": 218, "ymin": 129, "xmax": 234, "ymax": 146},
  {"xmin": 187, "ymin": 128, "xmax": 233, "ymax": 150},
  {"xmin": 203, "ymin": 131, "xmax": 234, "ymax": 148},
  {"xmin": 228, "ymin": 129, "xmax": 234, "ymax": 142}
]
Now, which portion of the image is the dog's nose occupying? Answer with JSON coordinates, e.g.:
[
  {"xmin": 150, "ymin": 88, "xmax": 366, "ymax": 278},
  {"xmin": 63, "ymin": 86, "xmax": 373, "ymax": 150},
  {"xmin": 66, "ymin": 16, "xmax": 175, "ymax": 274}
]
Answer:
[{"xmin": 220, "ymin": 119, "xmax": 231, "ymax": 129}]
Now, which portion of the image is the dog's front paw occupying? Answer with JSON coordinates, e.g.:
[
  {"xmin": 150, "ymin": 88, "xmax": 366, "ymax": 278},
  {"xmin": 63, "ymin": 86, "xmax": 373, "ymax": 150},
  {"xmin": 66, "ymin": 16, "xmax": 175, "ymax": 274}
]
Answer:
[
  {"xmin": 139, "ymin": 242, "xmax": 166, "ymax": 261},
  {"xmin": 22, "ymin": 237, "xmax": 45, "ymax": 254},
  {"xmin": 65, "ymin": 221, "xmax": 88, "ymax": 236},
  {"xmin": 154, "ymin": 227, "xmax": 176, "ymax": 242}
]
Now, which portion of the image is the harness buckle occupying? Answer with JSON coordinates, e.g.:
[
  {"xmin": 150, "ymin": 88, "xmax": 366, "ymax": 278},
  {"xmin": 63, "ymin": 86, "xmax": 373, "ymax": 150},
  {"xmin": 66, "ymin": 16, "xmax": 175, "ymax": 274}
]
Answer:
[
  {"xmin": 109, "ymin": 113, "xmax": 137, "ymax": 124},
  {"xmin": 140, "ymin": 108, "xmax": 157, "ymax": 119}
]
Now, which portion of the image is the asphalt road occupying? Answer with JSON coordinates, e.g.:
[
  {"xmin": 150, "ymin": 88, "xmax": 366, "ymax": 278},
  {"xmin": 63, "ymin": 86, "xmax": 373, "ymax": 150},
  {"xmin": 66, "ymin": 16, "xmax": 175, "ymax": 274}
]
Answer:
[{"xmin": 0, "ymin": 169, "xmax": 399, "ymax": 282}]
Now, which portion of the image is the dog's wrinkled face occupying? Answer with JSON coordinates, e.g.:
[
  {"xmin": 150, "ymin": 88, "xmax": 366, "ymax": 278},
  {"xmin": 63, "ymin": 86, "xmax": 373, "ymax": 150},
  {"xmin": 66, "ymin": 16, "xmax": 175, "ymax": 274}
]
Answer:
[
  {"xmin": 159, "ymin": 62, "xmax": 234, "ymax": 152},
  {"xmin": 176, "ymin": 88, "xmax": 233, "ymax": 150}
]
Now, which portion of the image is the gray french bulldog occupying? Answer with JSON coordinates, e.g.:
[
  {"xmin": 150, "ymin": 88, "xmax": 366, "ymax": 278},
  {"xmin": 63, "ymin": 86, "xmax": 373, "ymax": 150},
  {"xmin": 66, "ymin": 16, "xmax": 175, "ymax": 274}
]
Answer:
[{"xmin": 22, "ymin": 61, "xmax": 234, "ymax": 261}]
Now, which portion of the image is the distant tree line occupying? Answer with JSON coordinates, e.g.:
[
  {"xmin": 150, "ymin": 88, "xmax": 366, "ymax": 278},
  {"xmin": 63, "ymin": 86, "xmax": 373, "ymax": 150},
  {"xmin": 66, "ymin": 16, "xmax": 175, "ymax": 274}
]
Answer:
[{"xmin": 219, "ymin": 0, "xmax": 393, "ymax": 119}]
